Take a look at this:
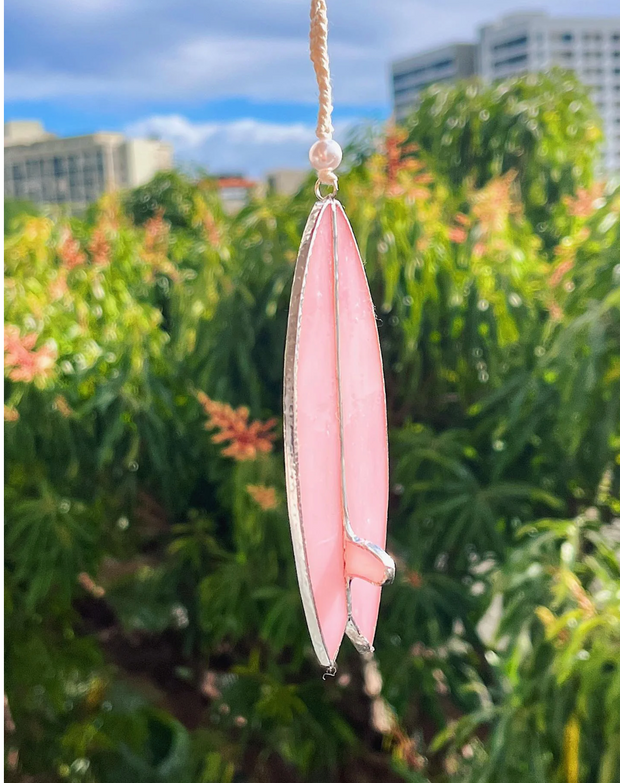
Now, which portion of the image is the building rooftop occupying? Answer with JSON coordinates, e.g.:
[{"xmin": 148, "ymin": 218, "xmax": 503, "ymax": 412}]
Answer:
[
  {"xmin": 5, "ymin": 120, "xmax": 56, "ymax": 147},
  {"xmin": 392, "ymin": 42, "xmax": 476, "ymax": 73}
]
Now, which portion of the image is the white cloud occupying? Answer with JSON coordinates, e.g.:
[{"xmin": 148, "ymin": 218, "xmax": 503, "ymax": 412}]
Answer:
[
  {"xmin": 125, "ymin": 115, "xmax": 358, "ymax": 177},
  {"xmin": 5, "ymin": 34, "xmax": 378, "ymax": 105},
  {"xmin": 4, "ymin": 71, "xmax": 116, "ymax": 101},
  {"xmin": 6, "ymin": 0, "xmax": 618, "ymax": 107}
]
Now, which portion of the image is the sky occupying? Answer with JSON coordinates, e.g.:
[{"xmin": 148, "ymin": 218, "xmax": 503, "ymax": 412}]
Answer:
[{"xmin": 5, "ymin": 0, "xmax": 619, "ymax": 176}]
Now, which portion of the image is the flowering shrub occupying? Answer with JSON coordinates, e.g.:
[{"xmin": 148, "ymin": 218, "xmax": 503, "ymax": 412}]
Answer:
[{"xmin": 4, "ymin": 75, "xmax": 620, "ymax": 783}]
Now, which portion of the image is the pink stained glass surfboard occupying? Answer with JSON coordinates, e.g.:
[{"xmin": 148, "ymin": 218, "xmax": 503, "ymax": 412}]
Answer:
[{"xmin": 283, "ymin": 197, "xmax": 395, "ymax": 670}]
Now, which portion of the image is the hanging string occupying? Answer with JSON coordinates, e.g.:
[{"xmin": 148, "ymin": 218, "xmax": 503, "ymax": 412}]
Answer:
[{"xmin": 309, "ymin": 0, "xmax": 334, "ymax": 140}]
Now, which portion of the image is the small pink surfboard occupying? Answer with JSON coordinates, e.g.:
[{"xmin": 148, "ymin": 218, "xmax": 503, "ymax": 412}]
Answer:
[{"xmin": 283, "ymin": 198, "xmax": 394, "ymax": 669}]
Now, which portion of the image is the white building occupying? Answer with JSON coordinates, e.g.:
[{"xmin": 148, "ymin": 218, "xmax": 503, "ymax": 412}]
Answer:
[
  {"xmin": 392, "ymin": 44, "xmax": 477, "ymax": 123},
  {"xmin": 479, "ymin": 13, "xmax": 620, "ymax": 173},
  {"xmin": 266, "ymin": 168, "xmax": 308, "ymax": 196},
  {"xmin": 391, "ymin": 11, "xmax": 620, "ymax": 172},
  {"xmin": 4, "ymin": 120, "xmax": 173, "ymax": 208}
]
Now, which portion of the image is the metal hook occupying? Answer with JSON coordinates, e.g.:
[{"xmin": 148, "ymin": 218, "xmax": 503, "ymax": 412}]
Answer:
[
  {"xmin": 322, "ymin": 663, "xmax": 337, "ymax": 679},
  {"xmin": 314, "ymin": 178, "xmax": 339, "ymax": 201}
]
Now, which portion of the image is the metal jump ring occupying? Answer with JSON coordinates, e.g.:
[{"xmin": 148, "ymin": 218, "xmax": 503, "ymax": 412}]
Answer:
[{"xmin": 314, "ymin": 178, "xmax": 339, "ymax": 201}]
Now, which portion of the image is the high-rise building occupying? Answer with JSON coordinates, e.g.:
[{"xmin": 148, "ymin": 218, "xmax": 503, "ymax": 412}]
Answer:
[
  {"xmin": 479, "ymin": 13, "xmax": 620, "ymax": 173},
  {"xmin": 4, "ymin": 121, "xmax": 173, "ymax": 208},
  {"xmin": 391, "ymin": 44, "xmax": 477, "ymax": 123},
  {"xmin": 391, "ymin": 11, "xmax": 620, "ymax": 172}
]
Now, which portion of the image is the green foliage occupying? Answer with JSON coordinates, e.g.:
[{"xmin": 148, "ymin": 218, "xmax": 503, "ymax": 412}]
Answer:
[
  {"xmin": 4, "ymin": 198, "xmax": 40, "ymax": 234},
  {"xmin": 4, "ymin": 75, "xmax": 620, "ymax": 783},
  {"xmin": 433, "ymin": 512, "xmax": 620, "ymax": 783},
  {"xmin": 406, "ymin": 70, "xmax": 602, "ymax": 247}
]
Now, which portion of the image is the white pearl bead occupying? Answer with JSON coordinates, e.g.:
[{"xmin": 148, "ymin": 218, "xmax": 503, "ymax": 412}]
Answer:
[{"xmin": 309, "ymin": 139, "xmax": 342, "ymax": 173}]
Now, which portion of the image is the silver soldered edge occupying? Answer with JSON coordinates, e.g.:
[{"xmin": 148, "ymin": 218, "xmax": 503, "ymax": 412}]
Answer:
[
  {"xmin": 330, "ymin": 201, "xmax": 396, "ymax": 655},
  {"xmin": 283, "ymin": 198, "xmax": 336, "ymax": 670}
]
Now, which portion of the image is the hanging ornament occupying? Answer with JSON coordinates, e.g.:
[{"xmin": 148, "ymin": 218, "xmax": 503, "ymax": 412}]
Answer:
[{"xmin": 283, "ymin": 0, "xmax": 395, "ymax": 673}]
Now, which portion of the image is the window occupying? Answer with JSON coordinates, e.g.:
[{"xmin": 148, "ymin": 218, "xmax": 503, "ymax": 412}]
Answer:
[
  {"xmin": 42, "ymin": 179, "xmax": 55, "ymax": 201},
  {"xmin": 56, "ymin": 181, "xmax": 68, "ymax": 202},
  {"xmin": 561, "ymin": 33, "xmax": 573, "ymax": 42},
  {"xmin": 493, "ymin": 53, "xmax": 528, "ymax": 68},
  {"xmin": 96, "ymin": 150, "xmax": 105, "ymax": 180},
  {"xmin": 399, "ymin": 59, "xmax": 454, "ymax": 79},
  {"xmin": 53, "ymin": 156, "xmax": 65, "ymax": 177},
  {"xmin": 70, "ymin": 181, "xmax": 82, "ymax": 201},
  {"xmin": 26, "ymin": 159, "xmax": 41, "ymax": 178},
  {"xmin": 12, "ymin": 164, "xmax": 24, "ymax": 181},
  {"xmin": 492, "ymin": 35, "xmax": 528, "ymax": 52}
]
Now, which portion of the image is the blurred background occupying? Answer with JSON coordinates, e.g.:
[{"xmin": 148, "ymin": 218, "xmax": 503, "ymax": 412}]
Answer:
[{"xmin": 4, "ymin": 1, "xmax": 620, "ymax": 782}]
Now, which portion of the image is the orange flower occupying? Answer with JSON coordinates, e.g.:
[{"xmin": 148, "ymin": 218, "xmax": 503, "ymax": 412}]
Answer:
[
  {"xmin": 247, "ymin": 484, "xmax": 278, "ymax": 510},
  {"xmin": 49, "ymin": 270, "xmax": 69, "ymax": 301},
  {"xmin": 4, "ymin": 405, "xmax": 19, "ymax": 422},
  {"xmin": 144, "ymin": 210, "xmax": 169, "ymax": 257},
  {"xmin": 448, "ymin": 226, "xmax": 468, "ymax": 244},
  {"xmin": 89, "ymin": 227, "xmax": 111, "ymax": 266},
  {"xmin": 197, "ymin": 392, "xmax": 277, "ymax": 461},
  {"xmin": 195, "ymin": 200, "xmax": 222, "ymax": 246},
  {"xmin": 548, "ymin": 300, "xmax": 563, "ymax": 321},
  {"xmin": 471, "ymin": 170, "xmax": 519, "ymax": 236},
  {"xmin": 4, "ymin": 325, "xmax": 56, "ymax": 383},
  {"xmin": 78, "ymin": 572, "xmax": 105, "ymax": 598},
  {"xmin": 370, "ymin": 124, "xmax": 433, "ymax": 200},
  {"xmin": 406, "ymin": 570, "xmax": 423, "ymax": 588},
  {"xmin": 142, "ymin": 210, "xmax": 180, "ymax": 282},
  {"xmin": 53, "ymin": 395, "xmax": 73, "ymax": 417},
  {"xmin": 550, "ymin": 244, "xmax": 576, "ymax": 288},
  {"xmin": 390, "ymin": 723, "xmax": 426, "ymax": 771},
  {"xmin": 565, "ymin": 183, "xmax": 604, "ymax": 219},
  {"xmin": 58, "ymin": 228, "xmax": 86, "ymax": 270}
]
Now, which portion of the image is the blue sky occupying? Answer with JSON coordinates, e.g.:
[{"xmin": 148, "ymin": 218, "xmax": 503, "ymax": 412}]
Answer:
[{"xmin": 5, "ymin": 0, "xmax": 618, "ymax": 175}]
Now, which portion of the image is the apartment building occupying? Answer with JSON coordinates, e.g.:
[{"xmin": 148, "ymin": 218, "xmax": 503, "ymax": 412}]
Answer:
[
  {"xmin": 391, "ymin": 11, "xmax": 620, "ymax": 171},
  {"xmin": 479, "ymin": 13, "xmax": 620, "ymax": 173},
  {"xmin": 392, "ymin": 44, "xmax": 477, "ymax": 122},
  {"xmin": 4, "ymin": 120, "xmax": 173, "ymax": 208}
]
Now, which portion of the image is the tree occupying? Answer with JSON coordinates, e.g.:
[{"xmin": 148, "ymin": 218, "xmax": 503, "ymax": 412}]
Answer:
[
  {"xmin": 405, "ymin": 69, "xmax": 603, "ymax": 248},
  {"xmin": 4, "ymin": 198, "xmax": 40, "ymax": 233}
]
